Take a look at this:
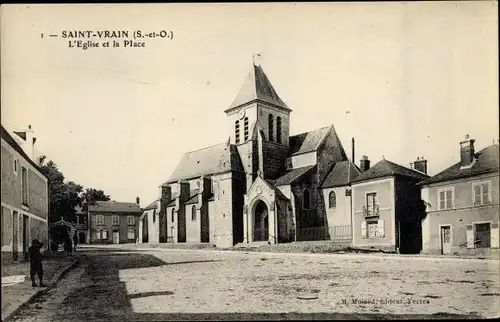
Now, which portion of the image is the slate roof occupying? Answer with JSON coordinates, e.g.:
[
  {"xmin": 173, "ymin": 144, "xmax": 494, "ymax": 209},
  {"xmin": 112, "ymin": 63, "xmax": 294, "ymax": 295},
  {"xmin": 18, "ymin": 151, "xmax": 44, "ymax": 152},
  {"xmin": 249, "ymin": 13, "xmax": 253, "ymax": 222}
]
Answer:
[
  {"xmin": 185, "ymin": 195, "xmax": 199, "ymax": 205},
  {"xmin": 226, "ymin": 64, "xmax": 290, "ymax": 112},
  {"xmin": 144, "ymin": 199, "xmax": 159, "ymax": 211},
  {"xmin": 321, "ymin": 161, "xmax": 361, "ymax": 188},
  {"xmin": 289, "ymin": 126, "xmax": 332, "ymax": 156},
  {"xmin": 274, "ymin": 165, "xmax": 315, "ymax": 186},
  {"xmin": 275, "ymin": 188, "xmax": 289, "ymax": 201},
  {"xmin": 88, "ymin": 201, "xmax": 142, "ymax": 214},
  {"xmin": 185, "ymin": 189, "xmax": 201, "ymax": 205},
  {"xmin": 418, "ymin": 144, "xmax": 499, "ymax": 186},
  {"xmin": 165, "ymin": 141, "xmax": 244, "ymax": 184},
  {"xmin": 1, "ymin": 125, "xmax": 47, "ymax": 179},
  {"xmin": 351, "ymin": 159, "xmax": 430, "ymax": 184}
]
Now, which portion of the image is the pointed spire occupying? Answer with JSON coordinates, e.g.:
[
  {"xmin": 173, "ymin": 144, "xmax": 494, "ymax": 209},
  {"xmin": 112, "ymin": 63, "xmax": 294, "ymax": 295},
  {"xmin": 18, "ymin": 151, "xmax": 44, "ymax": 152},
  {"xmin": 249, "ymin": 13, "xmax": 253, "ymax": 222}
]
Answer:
[{"xmin": 225, "ymin": 60, "xmax": 290, "ymax": 112}]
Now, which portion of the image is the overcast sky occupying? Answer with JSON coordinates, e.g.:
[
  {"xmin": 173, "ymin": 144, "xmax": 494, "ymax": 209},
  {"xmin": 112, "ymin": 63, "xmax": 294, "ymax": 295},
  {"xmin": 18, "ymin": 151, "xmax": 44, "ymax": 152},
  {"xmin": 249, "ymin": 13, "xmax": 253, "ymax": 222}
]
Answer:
[{"xmin": 1, "ymin": 2, "xmax": 498, "ymax": 207}]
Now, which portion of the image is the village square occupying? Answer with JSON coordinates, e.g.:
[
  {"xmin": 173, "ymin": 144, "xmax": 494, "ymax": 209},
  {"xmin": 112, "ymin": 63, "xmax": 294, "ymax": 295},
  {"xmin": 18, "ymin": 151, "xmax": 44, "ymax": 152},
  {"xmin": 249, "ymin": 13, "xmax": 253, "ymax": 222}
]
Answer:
[{"xmin": 1, "ymin": 2, "xmax": 499, "ymax": 321}]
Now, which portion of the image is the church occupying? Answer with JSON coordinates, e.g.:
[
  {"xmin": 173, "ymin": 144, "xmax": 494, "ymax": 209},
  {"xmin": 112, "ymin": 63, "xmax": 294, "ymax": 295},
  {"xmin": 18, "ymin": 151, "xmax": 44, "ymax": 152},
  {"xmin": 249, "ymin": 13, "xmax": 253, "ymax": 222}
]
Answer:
[{"xmin": 141, "ymin": 61, "xmax": 358, "ymax": 248}]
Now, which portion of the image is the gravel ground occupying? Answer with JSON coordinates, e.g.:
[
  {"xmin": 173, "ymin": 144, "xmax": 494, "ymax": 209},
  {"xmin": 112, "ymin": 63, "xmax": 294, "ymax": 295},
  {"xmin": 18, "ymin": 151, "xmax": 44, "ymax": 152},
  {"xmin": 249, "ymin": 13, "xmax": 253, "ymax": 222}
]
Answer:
[{"xmin": 8, "ymin": 248, "xmax": 499, "ymax": 321}]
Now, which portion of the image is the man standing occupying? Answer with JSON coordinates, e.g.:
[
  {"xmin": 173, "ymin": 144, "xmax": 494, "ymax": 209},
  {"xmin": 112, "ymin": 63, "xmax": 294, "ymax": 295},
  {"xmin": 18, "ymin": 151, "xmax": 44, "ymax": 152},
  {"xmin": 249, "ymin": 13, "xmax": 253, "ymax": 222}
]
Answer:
[
  {"xmin": 73, "ymin": 233, "xmax": 78, "ymax": 252},
  {"xmin": 28, "ymin": 239, "xmax": 46, "ymax": 287}
]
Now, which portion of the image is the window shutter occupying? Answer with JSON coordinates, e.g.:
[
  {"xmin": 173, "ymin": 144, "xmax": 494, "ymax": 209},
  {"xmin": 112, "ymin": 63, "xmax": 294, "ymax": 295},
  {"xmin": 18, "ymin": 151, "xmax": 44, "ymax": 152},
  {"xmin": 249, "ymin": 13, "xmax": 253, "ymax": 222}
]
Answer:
[
  {"xmin": 377, "ymin": 220, "xmax": 385, "ymax": 237},
  {"xmin": 491, "ymin": 222, "xmax": 499, "ymax": 248},
  {"xmin": 466, "ymin": 225, "xmax": 474, "ymax": 248},
  {"xmin": 361, "ymin": 221, "xmax": 367, "ymax": 239}
]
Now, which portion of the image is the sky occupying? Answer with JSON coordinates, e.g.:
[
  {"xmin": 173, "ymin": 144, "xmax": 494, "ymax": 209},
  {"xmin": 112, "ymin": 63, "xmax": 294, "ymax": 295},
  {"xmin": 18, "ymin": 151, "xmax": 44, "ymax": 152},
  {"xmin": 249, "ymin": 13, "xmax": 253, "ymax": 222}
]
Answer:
[{"xmin": 1, "ymin": 2, "xmax": 498, "ymax": 207}]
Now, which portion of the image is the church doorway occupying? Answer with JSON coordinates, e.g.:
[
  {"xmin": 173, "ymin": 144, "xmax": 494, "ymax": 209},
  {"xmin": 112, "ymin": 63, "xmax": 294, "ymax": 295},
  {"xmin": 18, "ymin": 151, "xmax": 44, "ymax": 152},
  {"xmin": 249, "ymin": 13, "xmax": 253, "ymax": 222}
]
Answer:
[{"xmin": 253, "ymin": 200, "xmax": 269, "ymax": 242}]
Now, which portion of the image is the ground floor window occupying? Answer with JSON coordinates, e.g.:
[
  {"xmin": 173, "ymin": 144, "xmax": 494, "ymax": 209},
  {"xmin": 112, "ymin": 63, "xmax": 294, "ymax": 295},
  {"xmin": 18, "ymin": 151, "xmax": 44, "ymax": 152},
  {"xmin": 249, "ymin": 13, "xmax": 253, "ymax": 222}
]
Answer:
[
  {"xmin": 361, "ymin": 220, "xmax": 385, "ymax": 238},
  {"xmin": 128, "ymin": 228, "xmax": 135, "ymax": 240},
  {"xmin": 466, "ymin": 222, "xmax": 499, "ymax": 249}
]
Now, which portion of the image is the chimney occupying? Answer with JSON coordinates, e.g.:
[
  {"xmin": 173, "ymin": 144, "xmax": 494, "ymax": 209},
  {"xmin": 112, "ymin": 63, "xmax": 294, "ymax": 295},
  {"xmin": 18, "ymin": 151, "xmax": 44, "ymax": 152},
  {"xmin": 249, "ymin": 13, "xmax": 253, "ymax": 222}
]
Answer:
[
  {"xmin": 413, "ymin": 156, "xmax": 428, "ymax": 174},
  {"xmin": 351, "ymin": 137, "xmax": 355, "ymax": 162},
  {"xmin": 18, "ymin": 125, "xmax": 35, "ymax": 161},
  {"xmin": 136, "ymin": 196, "xmax": 140, "ymax": 205},
  {"xmin": 460, "ymin": 134, "xmax": 475, "ymax": 167},
  {"xmin": 360, "ymin": 155, "xmax": 370, "ymax": 172}
]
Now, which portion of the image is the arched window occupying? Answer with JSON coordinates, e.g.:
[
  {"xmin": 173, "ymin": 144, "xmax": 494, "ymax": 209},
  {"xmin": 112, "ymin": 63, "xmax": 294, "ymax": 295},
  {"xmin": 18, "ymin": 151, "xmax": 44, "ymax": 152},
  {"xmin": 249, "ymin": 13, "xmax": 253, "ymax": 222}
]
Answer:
[
  {"xmin": 191, "ymin": 205, "xmax": 196, "ymax": 221},
  {"xmin": 244, "ymin": 117, "xmax": 249, "ymax": 141},
  {"xmin": 235, "ymin": 120, "xmax": 240, "ymax": 144},
  {"xmin": 268, "ymin": 114, "xmax": 274, "ymax": 142},
  {"xmin": 329, "ymin": 191, "xmax": 336, "ymax": 209},
  {"xmin": 171, "ymin": 208, "xmax": 175, "ymax": 222},
  {"xmin": 303, "ymin": 188, "xmax": 311, "ymax": 209},
  {"xmin": 153, "ymin": 209, "xmax": 156, "ymax": 223},
  {"xmin": 276, "ymin": 116, "xmax": 282, "ymax": 144}
]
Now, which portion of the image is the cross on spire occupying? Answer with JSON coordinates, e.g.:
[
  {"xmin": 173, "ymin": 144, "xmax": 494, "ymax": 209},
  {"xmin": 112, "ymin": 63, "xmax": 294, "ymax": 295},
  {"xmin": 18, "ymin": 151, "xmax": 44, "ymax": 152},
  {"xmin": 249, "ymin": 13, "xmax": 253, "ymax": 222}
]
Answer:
[{"xmin": 252, "ymin": 52, "xmax": 262, "ymax": 66}]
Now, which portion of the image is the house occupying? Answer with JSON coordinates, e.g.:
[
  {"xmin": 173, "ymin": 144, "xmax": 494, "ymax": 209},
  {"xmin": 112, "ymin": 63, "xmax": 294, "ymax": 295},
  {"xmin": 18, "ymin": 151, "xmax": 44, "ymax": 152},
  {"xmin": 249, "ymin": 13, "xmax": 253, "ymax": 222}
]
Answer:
[
  {"xmin": 419, "ymin": 135, "xmax": 499, "ymax": 255},
  {"xmin": 350, "ymin": 156, "xmax": 430, "ymax": 253},
  {"xmin": 320, "ymin": 157, "xmax": 361, "ymax": 244},
  {"xmin": 50, "ymin": 205, "xmax": 88, "ymax": 244},
  {"xmin": 1, "ymin": 124, "xmax": 49, "ymax": 261},
  {"xmin": 138, "ymin": 199, "xmax": 160, "ymax": 244},
  {"xmin": 147, "ymin": 61, "xmax": 352, "ymax": 248},
  {"xmin": 88, "ymin": 198, "xmax": 142, "ymax": 244}
]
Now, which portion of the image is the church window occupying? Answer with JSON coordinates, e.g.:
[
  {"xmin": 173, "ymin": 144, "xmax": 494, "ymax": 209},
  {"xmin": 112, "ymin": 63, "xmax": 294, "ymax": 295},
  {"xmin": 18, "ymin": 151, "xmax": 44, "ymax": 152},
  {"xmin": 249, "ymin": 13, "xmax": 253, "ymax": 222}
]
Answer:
[
  {"xmin": 277, "ymin": 116, "xmax": 282, "ymax": 144},
  {"xmin": 235, "ymin": 120, "xmax": 240, "ymax": 144},
  {"xmin": 303, "ymin": 188, "xmax": 311, "ymax": 210},
  {"xmin": 329, "ymin": 191, "xmax": 336, "ymax": 209},
  {"xmin": 191, "ymin": 205, "xmax": 196, "ymax": 221},
  {"xmin": 171, "ymin": 208, "xmax": 175, "ymax": 222},
  {"xmin": 268, "ymin": 114, "xmax": 274, "ymax": 142},
  {"xmin": 244, "ymin": 117, "xmax": 249, "ymax": 141}
]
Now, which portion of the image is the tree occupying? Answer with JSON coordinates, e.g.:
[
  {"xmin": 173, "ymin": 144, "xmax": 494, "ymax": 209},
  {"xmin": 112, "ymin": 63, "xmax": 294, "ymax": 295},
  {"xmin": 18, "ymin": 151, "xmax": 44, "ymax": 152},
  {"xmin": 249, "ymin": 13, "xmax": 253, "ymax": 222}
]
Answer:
[
  {"xmin": 40, "ymin": 161, "xmax": 83, "ymax": 223},
  {"xmin": 82, "ymin": 188, "xmax": 111, "ymax": 211}
]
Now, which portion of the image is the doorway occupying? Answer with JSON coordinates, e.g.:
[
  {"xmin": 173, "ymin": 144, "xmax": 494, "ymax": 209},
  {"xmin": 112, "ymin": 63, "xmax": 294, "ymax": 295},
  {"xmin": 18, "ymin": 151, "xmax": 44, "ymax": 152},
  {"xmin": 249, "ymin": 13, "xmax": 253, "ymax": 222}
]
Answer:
[
  {"xmin": 475, "ymin": 223, "xmax": 491, "ymax": 248},
  {"xmin": 23, "ymin": 215, "xmax": 29, "ymax": 261},
  {"xmin": 253, "ymin": 200, "xmax": 269, "ymax": 242},
  {"xmin": 440, "ymin": 225, "xmax": 452, "ymax": 254},
  {"xmin": 112, "ymin": 231, "xmax": 120, "ymax": 244},
  {"xmin": 12, "ymin": 211, "xmax": 18, "ymax": 261}
]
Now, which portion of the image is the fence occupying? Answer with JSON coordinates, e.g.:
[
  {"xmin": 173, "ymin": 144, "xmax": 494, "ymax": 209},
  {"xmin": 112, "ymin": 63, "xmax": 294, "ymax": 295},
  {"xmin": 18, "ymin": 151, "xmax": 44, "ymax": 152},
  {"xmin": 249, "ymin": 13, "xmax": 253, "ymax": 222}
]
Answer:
[{"xmin": 295, "ymin": 225, "xmax": 352, "ymax": 242}]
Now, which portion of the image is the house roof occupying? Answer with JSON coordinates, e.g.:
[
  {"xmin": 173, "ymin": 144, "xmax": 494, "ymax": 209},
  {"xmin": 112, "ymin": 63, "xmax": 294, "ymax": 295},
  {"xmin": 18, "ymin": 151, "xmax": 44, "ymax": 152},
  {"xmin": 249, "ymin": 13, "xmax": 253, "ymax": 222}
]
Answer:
[
  {"xmin": 419, "ymin": 144, "xmax": 499, "ymax": 186},
  {"xmin": 166, "ymin": 199, "xmax": 177, "ymax": 207},
  {"xmin": 164, "ymin": 141, "xmax": 244, "ymax": 184},
  {"xmin": 143, "ymin": 199, "xmax": 159, "ymax": 211},
  {"xmin": 321, "ymin": 161, "xmax": 361, "ymax": 188},
  {"xmin": 88, "ymin": 201, "xmax": 142, "ymax": 214},
  {"xmin": 1, "ymin": 125, "xmax": 47, "ymax": 179},
  {"xmin": 289, "ymin": 126, "xmax": 332, "ymax": 156},
  {"xmin": 274, "ymin": 165, "xmax": 315, "ymax": 186},
  {"xmin": 351, "ymin": 159, "xmax": 430, "ymax": 184},
  {"xmin": 225, "ymin": 63, "xmax": 290, "ymax": 112}
]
